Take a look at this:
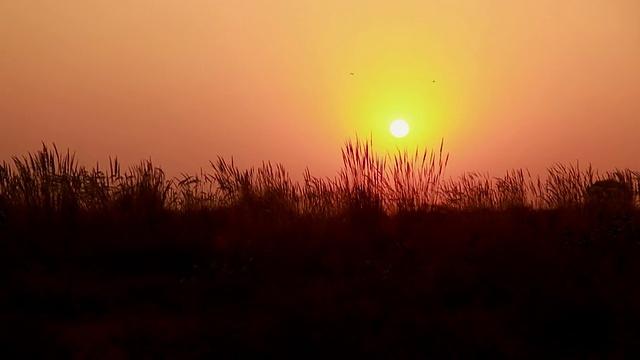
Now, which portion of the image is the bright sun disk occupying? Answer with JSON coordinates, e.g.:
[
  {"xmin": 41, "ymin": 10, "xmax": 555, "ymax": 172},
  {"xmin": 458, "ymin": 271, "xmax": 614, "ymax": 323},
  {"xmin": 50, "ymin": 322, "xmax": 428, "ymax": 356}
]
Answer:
[{"xmin": 390, "ymin": 119, "xmax": 410, "ymax": 138}]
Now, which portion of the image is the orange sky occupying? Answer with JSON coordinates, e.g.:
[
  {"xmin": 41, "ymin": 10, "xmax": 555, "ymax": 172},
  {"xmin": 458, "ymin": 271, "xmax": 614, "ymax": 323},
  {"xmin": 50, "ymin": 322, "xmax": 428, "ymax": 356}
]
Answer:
[{"xmin": 1, "ymin": 0, "xmax": 639, "ymax": 181}]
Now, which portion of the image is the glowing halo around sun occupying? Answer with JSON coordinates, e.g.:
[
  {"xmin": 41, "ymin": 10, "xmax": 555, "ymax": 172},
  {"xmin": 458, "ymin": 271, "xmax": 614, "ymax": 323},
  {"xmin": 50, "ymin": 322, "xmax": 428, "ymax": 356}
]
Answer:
[{"xmin": 390, "ymin": 119, "xmax": 410, "ymax": 138}]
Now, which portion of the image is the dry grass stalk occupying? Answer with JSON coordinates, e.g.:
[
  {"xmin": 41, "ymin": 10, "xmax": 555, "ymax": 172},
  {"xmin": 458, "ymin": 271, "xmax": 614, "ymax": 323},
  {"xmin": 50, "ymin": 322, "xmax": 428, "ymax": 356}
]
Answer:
[
  {"xmin": 389, "ymin": 138, "xmax": 449, "ymax": 213},
  {"xmin": 339, "ymin": 136, "xmax": 389, "ymax": 216}
]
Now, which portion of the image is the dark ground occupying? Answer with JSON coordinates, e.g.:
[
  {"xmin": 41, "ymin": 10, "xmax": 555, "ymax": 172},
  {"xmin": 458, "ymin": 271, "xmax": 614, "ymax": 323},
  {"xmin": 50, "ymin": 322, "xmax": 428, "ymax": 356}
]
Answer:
[{"xmin": 2, "ymin": 207, "xmax": 640, "ymax": 359}]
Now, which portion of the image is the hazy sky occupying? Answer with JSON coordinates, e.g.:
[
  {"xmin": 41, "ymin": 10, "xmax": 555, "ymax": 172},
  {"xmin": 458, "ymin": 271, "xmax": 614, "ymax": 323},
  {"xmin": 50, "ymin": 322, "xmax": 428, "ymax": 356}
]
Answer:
[{"xmin": 1, "ymin": 0, "xmax": 639, "ymax": 181}]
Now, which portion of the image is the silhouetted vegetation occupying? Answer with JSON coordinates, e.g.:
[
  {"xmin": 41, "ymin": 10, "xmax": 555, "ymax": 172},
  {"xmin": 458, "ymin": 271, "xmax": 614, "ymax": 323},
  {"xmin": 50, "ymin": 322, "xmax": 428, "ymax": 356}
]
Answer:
[{"xmin": 1, "ymin": 140, "xmax": 640, "ymax": 358}]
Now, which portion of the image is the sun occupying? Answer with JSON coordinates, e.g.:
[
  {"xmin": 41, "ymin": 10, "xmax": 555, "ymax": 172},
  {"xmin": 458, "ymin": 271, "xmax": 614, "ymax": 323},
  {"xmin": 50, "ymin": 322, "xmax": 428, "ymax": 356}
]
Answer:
[{"xmin": 390, "ymin": 119, "xmax": 410, "ymax": 138}]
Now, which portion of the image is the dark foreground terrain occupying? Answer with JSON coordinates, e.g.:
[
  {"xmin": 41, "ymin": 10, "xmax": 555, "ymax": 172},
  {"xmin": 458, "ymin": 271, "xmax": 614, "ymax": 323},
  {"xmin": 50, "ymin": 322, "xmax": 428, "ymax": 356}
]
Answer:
[{"xmin": 3, "ymin": 207, "xmax": 640, "ymax": 359}]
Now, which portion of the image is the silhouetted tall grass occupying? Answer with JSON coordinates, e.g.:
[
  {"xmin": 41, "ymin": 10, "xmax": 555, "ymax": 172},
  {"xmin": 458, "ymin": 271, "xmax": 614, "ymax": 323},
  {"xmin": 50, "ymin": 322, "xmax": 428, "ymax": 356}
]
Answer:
[
  {"xmin": 3, "ymin": 140, "xmax": 640, "ymax": 358},
  {"xmin": 1, "ymin": 140, "xmax": 638, "ymax": 222}
]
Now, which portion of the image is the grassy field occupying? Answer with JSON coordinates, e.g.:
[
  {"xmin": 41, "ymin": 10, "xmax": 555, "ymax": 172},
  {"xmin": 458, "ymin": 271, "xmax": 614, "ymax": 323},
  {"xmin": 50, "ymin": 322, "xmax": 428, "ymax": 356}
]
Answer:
[{"xmin": 1, "ymin": 140, "xmax": 640, "ymax": 359}]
